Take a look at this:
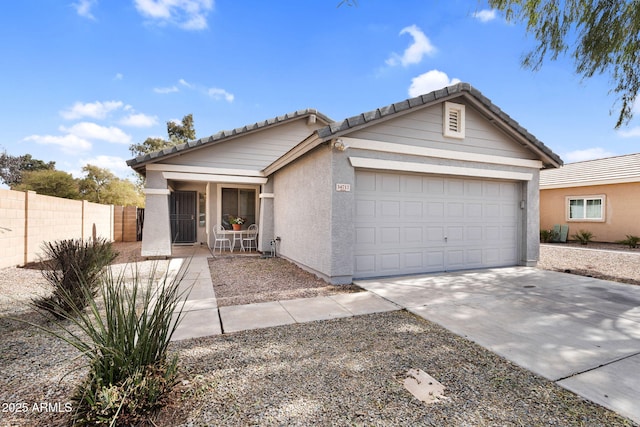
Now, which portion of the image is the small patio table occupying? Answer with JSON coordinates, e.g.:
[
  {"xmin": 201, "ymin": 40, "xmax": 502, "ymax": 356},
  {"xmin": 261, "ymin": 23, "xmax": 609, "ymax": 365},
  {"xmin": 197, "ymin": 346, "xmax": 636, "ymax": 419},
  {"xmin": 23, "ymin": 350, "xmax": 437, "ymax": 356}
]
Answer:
[{"xmin": 221, "ymin": 230, "xmax": 245, "ymax": 252}]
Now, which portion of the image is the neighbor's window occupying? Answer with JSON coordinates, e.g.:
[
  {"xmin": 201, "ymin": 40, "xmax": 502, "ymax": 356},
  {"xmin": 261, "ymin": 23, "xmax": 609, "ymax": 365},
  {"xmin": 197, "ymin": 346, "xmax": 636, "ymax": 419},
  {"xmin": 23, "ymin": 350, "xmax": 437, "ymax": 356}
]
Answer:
[{"xmin": 567, "ymin": 196, "xmax": 605, "ymax": 221}]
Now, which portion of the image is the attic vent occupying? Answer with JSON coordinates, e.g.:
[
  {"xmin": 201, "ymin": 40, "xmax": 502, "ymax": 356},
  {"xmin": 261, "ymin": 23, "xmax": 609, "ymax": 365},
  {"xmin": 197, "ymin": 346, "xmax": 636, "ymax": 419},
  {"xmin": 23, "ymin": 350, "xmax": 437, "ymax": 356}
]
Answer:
[{"xmin": 443, "ymin": 102, "xmax": 465, "ymax": 139}]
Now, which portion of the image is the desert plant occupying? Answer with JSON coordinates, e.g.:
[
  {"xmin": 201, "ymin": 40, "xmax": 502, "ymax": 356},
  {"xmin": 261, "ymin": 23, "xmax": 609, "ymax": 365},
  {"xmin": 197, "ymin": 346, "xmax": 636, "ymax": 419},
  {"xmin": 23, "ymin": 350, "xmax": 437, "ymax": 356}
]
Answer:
[
  {"xmin": 617, "ymin": 234, "xmax": 640, "ymax": 248},
  {"xmin": 539, "ymin": 229, "xmax": 558, "ymax": 243},
  {"xmin": 26, "ymin": 260, "xmax": 192, "ymax": 425},
  {"xmin": 32, "ymin": 238, "xmax": 117, "ymax": 319},
  {"xmin": 572, "ymin": 230, "xmax": 594, "ymax": 245}
]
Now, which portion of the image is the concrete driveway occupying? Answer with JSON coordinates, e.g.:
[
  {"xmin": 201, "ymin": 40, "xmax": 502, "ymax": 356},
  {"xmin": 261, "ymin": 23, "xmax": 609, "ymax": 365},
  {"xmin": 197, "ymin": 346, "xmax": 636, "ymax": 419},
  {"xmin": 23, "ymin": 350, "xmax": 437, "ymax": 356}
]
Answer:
[{"xmin": 355, "ymin": 267, "xmax": 640, "ymax": 424}]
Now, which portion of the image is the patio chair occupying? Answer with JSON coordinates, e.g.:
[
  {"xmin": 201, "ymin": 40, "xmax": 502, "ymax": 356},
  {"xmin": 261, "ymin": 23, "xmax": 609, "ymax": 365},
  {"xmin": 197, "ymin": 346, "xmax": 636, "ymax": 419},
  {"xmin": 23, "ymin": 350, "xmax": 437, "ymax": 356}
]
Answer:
[
  {"xmin": 241, "ymin": 224, "xmax": 258, "ymax": 252},
  {"xmin": 212, "ymin": 224, "xmax": 231, "ymax": 253}
]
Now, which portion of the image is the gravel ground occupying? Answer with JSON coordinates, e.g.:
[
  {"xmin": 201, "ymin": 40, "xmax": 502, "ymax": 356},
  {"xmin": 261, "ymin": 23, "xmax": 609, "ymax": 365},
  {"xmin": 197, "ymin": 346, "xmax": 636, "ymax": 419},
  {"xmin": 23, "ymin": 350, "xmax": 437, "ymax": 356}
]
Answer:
[
  {"xmin": 539, "ymin": 242, "xmax": 640, "ymax": 286},
  {"xmin": 0, "ymin": 242, "xmax": 638, "ymax": 426},
  {"xmin": 209, "ymin": 256, "xmax": 361, "ymax": 307}
]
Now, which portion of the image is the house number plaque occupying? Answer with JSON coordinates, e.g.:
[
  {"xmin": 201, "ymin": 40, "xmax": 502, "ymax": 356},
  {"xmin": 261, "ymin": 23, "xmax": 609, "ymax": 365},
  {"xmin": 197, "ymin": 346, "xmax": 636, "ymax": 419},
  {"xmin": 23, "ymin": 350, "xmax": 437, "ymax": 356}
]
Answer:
[{"xmin": 336, "ymin": 183, "xmax": 351, "ymax": 192}]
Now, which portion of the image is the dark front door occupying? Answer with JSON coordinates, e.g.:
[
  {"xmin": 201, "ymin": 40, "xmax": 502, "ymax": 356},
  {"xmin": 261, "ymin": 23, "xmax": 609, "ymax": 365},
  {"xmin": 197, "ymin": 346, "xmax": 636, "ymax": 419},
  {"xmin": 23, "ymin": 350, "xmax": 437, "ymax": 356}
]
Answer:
[{"xmin": 170, "ymin": 191, "xmax": 197, "ymax": 244}]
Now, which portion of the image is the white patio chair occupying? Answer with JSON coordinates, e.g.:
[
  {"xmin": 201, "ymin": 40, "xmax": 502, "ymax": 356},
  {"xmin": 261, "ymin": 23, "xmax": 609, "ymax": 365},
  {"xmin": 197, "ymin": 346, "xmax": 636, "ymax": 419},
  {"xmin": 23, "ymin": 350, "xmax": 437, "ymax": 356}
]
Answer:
[
  {"xmin": 212, "ymin": 224, "xmax": 231, "ymax": 253},
  {"xmin": 241, "ymin": 224, "xmax": 258, "ymax": 252}
]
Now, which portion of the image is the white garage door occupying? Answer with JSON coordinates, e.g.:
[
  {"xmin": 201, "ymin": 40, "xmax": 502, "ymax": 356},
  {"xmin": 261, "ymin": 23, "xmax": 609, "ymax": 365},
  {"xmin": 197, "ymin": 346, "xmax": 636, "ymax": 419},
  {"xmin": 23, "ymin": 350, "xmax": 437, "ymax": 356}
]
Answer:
[{"xmin": 354, "ymin": 170, "xmax": 521, "ymax": 278}]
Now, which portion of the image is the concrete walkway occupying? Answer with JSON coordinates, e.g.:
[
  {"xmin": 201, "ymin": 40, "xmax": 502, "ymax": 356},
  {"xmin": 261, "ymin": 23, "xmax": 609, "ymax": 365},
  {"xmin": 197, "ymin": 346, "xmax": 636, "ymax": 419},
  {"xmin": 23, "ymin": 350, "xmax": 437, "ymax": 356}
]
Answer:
[
  {"xmin": 166, "ymin": 245, "xmax": 399, "ymax": 339},
  {"xmin": 355, "ymin": 267, "xmax": 640, "ymax": 424}
]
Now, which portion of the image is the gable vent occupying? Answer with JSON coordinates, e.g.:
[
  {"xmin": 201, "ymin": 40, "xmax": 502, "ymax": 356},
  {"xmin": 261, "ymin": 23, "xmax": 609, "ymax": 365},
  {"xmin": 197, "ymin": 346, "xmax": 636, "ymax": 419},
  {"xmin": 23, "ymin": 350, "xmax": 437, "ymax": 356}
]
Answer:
[{"xmin": 443, "ymin": 102, "xmax": 465, "ymax": 139}]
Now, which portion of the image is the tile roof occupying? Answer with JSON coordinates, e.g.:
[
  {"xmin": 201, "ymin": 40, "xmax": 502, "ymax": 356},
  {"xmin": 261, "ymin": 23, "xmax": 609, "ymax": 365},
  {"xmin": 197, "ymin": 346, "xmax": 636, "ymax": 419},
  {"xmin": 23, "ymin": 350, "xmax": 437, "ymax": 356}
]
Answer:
[
  {"xmin": 126, "ymin": 108, "xmax": 332, "ymax": 168},
  {"xmin": 316, "ymin": 82, "xmax": 562, "ymax": 168},
  {"xmin": 540, "ymin": 153, "xmax": 640, "ymax": 188}
]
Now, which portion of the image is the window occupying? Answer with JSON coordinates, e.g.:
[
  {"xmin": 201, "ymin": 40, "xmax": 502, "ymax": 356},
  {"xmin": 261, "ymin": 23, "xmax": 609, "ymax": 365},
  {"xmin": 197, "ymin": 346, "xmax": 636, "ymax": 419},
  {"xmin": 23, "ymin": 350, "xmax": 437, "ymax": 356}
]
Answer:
[
  {"xmin": 567, "ymin": 195, "xmax": 605, "ymax": 221},
  {"xmin": 443, "ymin": 102, "xmax": 465, "ymax": 139},
  {"xmin": 221, "ymin": 187, "xmax": 256, "ymax": 229}
]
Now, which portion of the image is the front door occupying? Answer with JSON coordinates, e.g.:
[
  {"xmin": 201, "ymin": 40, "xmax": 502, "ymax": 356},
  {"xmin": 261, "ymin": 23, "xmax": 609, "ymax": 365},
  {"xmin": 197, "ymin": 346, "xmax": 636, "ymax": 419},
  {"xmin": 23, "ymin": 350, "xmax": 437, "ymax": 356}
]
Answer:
[{"xmin": 170, "ymin": 191, "xmax": 197, "ymax": 244}]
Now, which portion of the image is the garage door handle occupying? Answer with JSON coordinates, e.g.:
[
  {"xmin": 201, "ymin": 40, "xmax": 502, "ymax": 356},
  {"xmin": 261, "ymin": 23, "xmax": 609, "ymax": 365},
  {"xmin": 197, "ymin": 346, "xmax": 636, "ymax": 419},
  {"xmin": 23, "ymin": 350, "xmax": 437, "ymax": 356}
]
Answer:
[{"xmin": 444, "ymin": 236, "xmax": 448, "ymax": 242}]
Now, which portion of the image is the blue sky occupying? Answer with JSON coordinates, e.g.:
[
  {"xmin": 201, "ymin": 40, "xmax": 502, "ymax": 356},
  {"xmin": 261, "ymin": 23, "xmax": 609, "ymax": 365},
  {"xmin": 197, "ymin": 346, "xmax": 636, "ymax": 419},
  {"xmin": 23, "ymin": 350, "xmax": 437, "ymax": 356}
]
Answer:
[{"xmin": 1, "ymin": 0, "xmax": 639, "ymax": 184}]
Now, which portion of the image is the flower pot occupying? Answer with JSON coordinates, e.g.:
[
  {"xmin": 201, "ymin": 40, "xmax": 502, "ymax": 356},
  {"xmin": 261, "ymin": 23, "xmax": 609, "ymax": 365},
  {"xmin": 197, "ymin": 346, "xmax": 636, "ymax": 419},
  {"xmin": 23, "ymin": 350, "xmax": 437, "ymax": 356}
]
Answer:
[{"xmin": 232, "ymin": 224, "xmax": 241, "ymax": 231}]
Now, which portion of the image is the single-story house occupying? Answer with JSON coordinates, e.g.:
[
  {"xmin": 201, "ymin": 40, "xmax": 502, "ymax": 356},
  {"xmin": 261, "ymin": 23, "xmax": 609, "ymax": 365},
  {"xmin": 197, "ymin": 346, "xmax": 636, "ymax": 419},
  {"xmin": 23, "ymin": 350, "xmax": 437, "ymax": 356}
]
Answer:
[
  {"xmin": 127, "ymin": 82, "xmax": 562, "ymax": 284},
  {"xmin": 540, "ymin": 153, "xmax": 640, "ymax": 242}
]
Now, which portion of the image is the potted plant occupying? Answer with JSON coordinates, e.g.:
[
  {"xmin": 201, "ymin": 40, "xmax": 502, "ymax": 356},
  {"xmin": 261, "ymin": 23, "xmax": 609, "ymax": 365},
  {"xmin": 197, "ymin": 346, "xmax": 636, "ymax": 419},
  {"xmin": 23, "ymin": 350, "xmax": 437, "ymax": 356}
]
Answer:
[{"xmin": 230, "ymin": 216, "xmax": 245, "ymax": 231}]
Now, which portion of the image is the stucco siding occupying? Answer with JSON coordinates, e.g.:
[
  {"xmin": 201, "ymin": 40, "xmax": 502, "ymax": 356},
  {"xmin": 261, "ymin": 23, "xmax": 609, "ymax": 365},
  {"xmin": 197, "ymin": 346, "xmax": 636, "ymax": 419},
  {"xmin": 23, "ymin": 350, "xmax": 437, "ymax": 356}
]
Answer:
[
  {"xmin": 273, "ymin": 145, "xmax": 333, "ymax": 279},
  {"xmin": 350, "ymin": 102, "xmax": 535, "ymax": 160},
  {"xmin": 540, "ymin": 182, "xmax": 640, "ymax": 242},
  {"xmin": 163, "ymin": 120, "xmax": 321, "ymax": 171}
]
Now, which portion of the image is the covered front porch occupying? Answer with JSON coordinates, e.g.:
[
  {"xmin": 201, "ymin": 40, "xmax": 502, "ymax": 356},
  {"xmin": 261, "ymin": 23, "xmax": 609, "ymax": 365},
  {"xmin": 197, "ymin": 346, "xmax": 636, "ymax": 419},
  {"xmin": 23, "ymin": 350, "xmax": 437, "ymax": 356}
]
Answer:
[{"xmin": 140, "ymin": 167, "xmax": 274, "ymax": 257}]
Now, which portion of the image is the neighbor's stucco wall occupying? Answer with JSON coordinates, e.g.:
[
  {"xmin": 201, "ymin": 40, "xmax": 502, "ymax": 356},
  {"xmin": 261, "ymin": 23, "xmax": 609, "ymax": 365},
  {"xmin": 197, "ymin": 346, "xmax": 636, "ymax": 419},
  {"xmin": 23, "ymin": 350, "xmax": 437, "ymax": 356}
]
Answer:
[{"xmin": 540, "ymin": 182, "xmax": 640, "ymax": 242}]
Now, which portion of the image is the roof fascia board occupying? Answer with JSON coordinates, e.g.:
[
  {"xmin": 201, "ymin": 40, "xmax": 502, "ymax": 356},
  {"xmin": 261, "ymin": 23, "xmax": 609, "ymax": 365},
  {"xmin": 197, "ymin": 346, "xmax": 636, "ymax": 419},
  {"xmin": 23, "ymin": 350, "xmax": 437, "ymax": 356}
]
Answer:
[
  {"xmin": 147, "ymin": 163, "xmax": 265, "ymax": 177},
  {"xmin": 462, "ymin": 95, "xmax": 562, "ymax": 168},
  {"xmin": 162, "ymin": 171, "xmax": 268, "ymax": 184},
  {"xmin": 341, "ymin": 137, "xmax": 543, "ymax": 169},
  {"xmin": 263, "ymin": 133, "xmax": 324, "ymax": 176},
  {"xmin": 541, "ymin": 177, "xmax": 640, "ymax": 189},
  {"xmin": 349, "ymin": 157, "xmax": 533, "ymax": 181},
  {"xmin": 128, "ymin": 109, "xmax": 332, "ymax": 168},
  {"xmin": 321, "ymin": 93, "xmax": 463, "ymax": 141}
]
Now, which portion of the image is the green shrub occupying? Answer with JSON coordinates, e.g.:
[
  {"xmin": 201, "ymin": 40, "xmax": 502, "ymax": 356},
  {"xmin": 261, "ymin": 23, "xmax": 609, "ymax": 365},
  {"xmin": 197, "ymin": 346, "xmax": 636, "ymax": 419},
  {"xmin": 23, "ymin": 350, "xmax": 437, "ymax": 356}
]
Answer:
[
  {"xmin": 617, "ymin": 235, "xmax": 640, "ymax": 248},
  {"xmin": 32, "ymin": 238, "xmax": 117, "ymax": 319},
  {"xmin": 27, "ymin": 260, "xmax": 191, "ymax": 425},
  {"xmin": 540, "ymin": 229, "xmax": 558, "ymax": 243},
  {"xmin": 572, "ymin": 230, "xmax": 594, "ymax": 245}
]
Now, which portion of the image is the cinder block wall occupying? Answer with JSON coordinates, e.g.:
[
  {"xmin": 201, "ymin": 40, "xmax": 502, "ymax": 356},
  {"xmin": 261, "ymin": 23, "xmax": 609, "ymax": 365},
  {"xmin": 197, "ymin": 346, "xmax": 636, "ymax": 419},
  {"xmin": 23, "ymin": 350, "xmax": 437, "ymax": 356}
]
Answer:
[
  {"xmin": 0, "ymin": 189, "xmax": 26, "ymax": 268},
  {"xmin": 0, "ymin": 189, "xmax": 115, "ymax": 269}
]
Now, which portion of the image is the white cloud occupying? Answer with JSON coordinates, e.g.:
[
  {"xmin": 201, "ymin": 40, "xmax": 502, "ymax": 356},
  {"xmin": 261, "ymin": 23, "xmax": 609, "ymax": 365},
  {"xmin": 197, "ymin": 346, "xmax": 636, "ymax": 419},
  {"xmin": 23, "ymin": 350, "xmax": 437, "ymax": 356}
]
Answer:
[
  {"xmin": 134, "ymin": 0, "xmax": 214, "ymax": 30},
  {"xmin": 80, "ymin": 155, "xmax": 130, "ymax": 177},
  {"xmin": 563, "ymin": 147, "xmax": 616, "ymax": 163},
  {"xmin": 59, "ymin": 122, "xmax": 132, "ymax": 144},
  {"xmin": 617, "ymin": 126, "xmax": 640, "ymax": 138},
  {"xmin": 208, "ymin": 87, "xmax": 234, "ymax": 102},
  {"xmin": 119, "ymin": 113, "xmax": 159, "ymax": 128},
  {"xmin": 472, "ymin": 9, "xmax": 497, "ymax": 23},
  {"xmin": 386, "ymin": 25, "xmax": 436, "ymax": 67},
  {"xmin": 23, "ymin": 134, "xmax": 92, "ymax": 154},
  {"xmin": 114, "ymin": 73, "xmax": 124, "ymax": 80},
  {"xmin": 408, "ymin": 70, "xmax": 461, "ymax": 97},
  {"xmin": 73, "ymin": 0, "xmax": 97, "ymax": 20},
  {"xmin": 154, "ymin": 85, "xmax": 179, "ymax": 94},
  {"xmin": 179, "ymin": 78, "xmax": 193, "ymax": 88},
  {"xmin": 60, "ymin": 100, "xmax": 124, "ymax": 120}
]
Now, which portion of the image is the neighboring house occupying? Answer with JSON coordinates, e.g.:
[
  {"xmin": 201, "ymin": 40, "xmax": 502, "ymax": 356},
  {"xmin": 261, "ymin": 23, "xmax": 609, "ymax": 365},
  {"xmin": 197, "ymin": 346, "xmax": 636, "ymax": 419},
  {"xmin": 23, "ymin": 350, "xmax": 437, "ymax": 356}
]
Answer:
[
  {"xmin": 127, "ymin": 83, "xmax": 562, "ymax": 284},
  {"xmin": 540, "ymin": 153, "xmax": 640, "ymax": 242}
]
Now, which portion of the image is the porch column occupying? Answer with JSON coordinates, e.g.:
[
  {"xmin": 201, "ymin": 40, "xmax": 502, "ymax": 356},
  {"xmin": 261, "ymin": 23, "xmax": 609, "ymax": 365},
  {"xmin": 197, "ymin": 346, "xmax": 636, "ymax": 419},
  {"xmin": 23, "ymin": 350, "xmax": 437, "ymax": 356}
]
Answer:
[
  {"xmin": 258, "ymin": 179, "xmax": 274, "ymax": 252},
  {"xmin": 141, "ymin": 171, "xmax": 172, "ymax": 257}
]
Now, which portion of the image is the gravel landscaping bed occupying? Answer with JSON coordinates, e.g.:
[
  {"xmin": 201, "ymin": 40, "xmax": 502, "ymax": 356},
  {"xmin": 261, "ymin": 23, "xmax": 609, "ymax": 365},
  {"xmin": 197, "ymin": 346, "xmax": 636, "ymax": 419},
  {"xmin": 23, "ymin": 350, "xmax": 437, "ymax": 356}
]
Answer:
[
  {"xmin": 209, "ymin": 255, "xmax": 361, "ymax": 307},
  {"xmin": 539, "ymin": 242, "xmax": 640, "ymax": 286},
  {"xmin": 0, "ymin": 242, "xmax": 638, "ymax": 425}
]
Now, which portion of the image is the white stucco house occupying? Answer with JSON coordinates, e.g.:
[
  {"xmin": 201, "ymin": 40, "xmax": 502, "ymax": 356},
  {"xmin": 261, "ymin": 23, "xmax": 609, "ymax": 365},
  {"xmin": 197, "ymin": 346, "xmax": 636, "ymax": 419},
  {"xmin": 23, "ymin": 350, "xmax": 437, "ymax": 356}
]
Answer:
[{"xmin": 127, "ymin": 83, "xmax": 562, "ymax": 284}]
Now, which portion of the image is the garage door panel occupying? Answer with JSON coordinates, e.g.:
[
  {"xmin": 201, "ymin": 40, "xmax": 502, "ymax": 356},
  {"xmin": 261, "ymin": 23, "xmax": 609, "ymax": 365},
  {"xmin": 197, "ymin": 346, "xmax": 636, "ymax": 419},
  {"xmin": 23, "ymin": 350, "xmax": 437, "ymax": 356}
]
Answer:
[
  {"xmin": 355, "ymin": 227, "xmax": 376, "ymax": 245},
  {"xmin": 405, "ymin": 252, "xmax": 423, "ymax": 268},
  {"xmin": 356, "ymin": 171, "xmax": 377, "ymax": 191},
  {"xmin": 404, "ymin": 201, "xmax": 423, "ymax": 216},
  {"xmin": 447, "ymin": 202, "xmax": 464, "ymax": 217},
  {"xmin": 380, "ymin": 227, "xmax": 400, "ymax": 244},
  {"xmin": 404, "ymin": 227, "xmax": 423, "ymax": 243},
  {"xmin": 381, "ymin": 201, "xmax": 400, "ymax": 217},
  {"xmin": 354, "ymin": 171, "xmax": 521, "ymax": 278},
  {"xmin": 356, "ymin": 200, "xmax": 376, "ymax": 217},
  {"xmin": 427, "ymin": 202, "xmax": 444, "ymax": 216}
]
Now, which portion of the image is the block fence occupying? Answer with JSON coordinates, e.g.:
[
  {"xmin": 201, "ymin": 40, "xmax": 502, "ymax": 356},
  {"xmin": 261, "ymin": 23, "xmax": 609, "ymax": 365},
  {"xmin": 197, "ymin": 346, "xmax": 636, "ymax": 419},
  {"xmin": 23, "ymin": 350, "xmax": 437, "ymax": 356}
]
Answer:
[{"xmin": 0, "ymin": 189, "xmax": 141, "ymax": 269}]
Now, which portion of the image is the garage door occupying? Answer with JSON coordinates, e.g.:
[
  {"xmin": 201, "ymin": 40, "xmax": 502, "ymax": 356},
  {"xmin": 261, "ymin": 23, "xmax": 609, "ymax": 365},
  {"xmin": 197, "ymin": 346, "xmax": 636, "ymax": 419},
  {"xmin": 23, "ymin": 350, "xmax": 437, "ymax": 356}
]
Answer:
[{"xmin": 354, "ymin": 170, "xmax": 521, "ymax": 278}]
